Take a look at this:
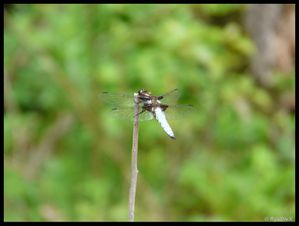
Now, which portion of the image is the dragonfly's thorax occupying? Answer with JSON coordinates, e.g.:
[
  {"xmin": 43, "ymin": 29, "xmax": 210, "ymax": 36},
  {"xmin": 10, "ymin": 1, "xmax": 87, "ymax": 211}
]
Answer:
[{"xmin": 137, "ymin": 89, "xmax": 166, "ymax": 112}]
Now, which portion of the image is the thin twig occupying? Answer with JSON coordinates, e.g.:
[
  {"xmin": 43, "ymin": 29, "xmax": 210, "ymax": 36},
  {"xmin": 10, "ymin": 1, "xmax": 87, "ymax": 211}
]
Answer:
[{"xmin": 128, "ymin": 95, "xmax": 140, "ymax": 221}]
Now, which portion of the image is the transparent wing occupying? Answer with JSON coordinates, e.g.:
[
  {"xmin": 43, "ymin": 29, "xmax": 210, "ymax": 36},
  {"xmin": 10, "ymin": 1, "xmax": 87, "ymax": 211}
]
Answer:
[
  {"xmin": 99, "ymin": 92, "xmax": 134, "ymax": 107},
  {"xmin": 158, "ymin": 89, "xmax": 180, "ymax": 105},
  {"xmin": 163, "ymin": 104, "xmax": 195, "ymax": 121},
  {"xmin": 110, "ymin": 106, "xmax": 154, "ymax": 121}
]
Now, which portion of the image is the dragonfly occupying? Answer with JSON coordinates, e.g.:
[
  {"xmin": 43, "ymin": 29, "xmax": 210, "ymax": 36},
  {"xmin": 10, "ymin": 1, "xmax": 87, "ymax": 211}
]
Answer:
[{"xmin": 100, "ymin": 89, "xmax": 194, "ymax": 139}]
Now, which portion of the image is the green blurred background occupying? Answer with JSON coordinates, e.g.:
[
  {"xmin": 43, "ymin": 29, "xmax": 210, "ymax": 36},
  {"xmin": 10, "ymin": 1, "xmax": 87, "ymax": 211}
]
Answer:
[{"xmin": 4, "ymin": 4, "xmax": 295, "ymax": 221}]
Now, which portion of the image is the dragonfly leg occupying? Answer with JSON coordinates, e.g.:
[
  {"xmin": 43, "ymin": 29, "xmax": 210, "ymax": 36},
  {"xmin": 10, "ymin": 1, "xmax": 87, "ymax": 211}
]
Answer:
[{"xmin": 135, "ymin": 109, "xmax": 145, "ymax": 117}]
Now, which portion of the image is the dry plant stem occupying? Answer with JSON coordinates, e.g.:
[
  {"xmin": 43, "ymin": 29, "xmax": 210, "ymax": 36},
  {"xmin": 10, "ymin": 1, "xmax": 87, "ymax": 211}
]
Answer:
[{"xmin": 129, "ymin": 97, "xmax": 140, "ymax": 222}]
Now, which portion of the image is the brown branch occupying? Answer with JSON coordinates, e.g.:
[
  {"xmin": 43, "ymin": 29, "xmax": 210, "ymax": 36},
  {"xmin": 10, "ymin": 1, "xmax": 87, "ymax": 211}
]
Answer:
[{"xmin": 128, "ymin": 96, "xmax": 140, "ymax": 222}]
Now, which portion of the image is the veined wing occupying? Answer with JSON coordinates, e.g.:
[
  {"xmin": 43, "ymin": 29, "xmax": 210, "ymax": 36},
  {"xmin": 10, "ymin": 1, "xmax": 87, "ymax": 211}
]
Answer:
[
  {"xmin": 158, "ymin": 88, "xmax": 180, "ymax": 105},
  {"xmin": 110, "ymin": 106, "xmax": 154, "ymax": 121},
  {"xmin": 99, "ymin": 92, "xmax": 134, "ymax": 107},
  {"xmin": 163, "ymin": 104, "xmax": 195, "ymax": 120}
]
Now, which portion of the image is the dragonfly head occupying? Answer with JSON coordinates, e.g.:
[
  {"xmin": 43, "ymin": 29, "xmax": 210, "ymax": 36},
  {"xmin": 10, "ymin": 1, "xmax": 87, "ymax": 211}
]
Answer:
[
  {"xmin": 137, "ymin": 89, "xmax": 152, "ymax": 104},
  {"xmin": 138, "ymin": 89, "xmax": 151, "ymax": 96}
]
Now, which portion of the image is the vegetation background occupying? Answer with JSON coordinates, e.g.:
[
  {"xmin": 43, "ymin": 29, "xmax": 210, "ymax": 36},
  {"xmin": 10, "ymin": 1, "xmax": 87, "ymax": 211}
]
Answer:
[{"xmin": 4, "ymin": 4, "xmax": 295, "ymax": 221}]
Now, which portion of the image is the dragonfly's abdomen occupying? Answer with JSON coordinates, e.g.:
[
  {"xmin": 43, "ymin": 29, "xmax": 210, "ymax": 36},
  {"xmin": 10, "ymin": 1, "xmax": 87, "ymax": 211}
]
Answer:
[{"xmin": 154, "ymin": 107, "xmax": 175, "ymax": 139}]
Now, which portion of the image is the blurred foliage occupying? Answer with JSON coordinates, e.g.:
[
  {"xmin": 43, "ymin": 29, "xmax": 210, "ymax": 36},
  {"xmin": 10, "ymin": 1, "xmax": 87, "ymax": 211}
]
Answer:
[{"xmin": 4, "ymin": 4, "xmax": 295, "ymax": 221}]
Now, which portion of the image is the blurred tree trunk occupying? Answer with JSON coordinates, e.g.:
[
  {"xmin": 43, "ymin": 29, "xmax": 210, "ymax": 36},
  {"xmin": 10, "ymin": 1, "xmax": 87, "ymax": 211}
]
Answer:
[{"xmin": 245, "ymin": 4, "xmax": 295, "ymax": 87}]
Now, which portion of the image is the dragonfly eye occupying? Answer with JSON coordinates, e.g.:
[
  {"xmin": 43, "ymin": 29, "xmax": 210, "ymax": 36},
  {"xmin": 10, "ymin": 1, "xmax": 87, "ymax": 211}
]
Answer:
[
  {"xmin": 139, "ymin": 96, "xmax": 151, "ymax": 102},
  {"xmin": 138, "ymin": 89, "xmax": 150, "ymax": 95}
]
